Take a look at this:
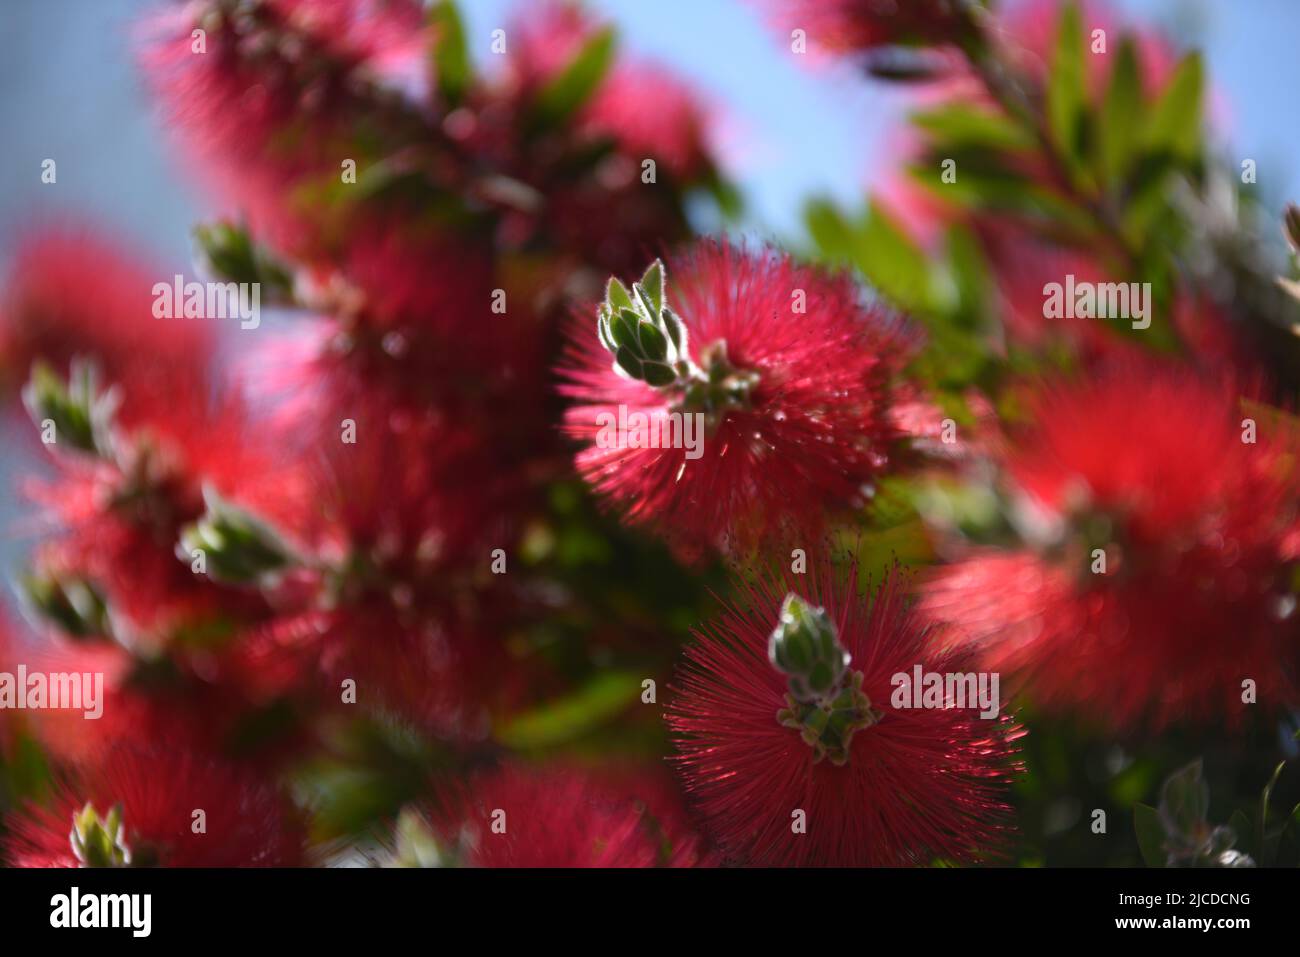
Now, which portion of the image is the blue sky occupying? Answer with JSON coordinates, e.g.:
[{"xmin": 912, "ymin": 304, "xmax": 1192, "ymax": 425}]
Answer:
[{"xmin": 1, "ymin": 0, "xmax": 1296, "ymax": 259}]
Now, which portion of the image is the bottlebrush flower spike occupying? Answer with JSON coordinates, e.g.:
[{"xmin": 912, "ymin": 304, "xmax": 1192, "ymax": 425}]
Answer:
[
  {"xmin": 921, "ymin": 363, "xmax": 1300, "ymax": 728},
  {"xmin": 564, "ymin": 242, "xmax": 911, "ymax": 556},
  {"xmin": 407, "ymin": 764, "xmax": 713, "ymax": 867},
  {"xmin": 5, "ymin": 747, "xmax": 304, "ymax": 866},
  {"xmin": 0, "ymin": 225, "xmax": 212, "ymax": 407},
  {"xmin": 667, "ymin": 562, "xmax": 1022, "ymax": 866}
]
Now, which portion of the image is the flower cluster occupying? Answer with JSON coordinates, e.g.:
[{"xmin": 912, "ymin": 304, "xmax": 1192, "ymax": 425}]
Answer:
[{"xmin": 1, "ymin": 0, "xmax": 1298, "ymax": 872}]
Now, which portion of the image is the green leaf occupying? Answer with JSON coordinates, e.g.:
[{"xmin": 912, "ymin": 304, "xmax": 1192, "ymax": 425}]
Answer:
[
  {"xmin": 596, "ymin": 305, "xmax": 615, "ymax": 352},
  {"xmin": 910, "ymin": 104, "xmax": 1036, "ymax": 152},
  {"xmin": 495, "ymin": 671, "xmax": 640, "ymax": 748},
  {"xmin": 1228, "ymin": 808, "xmax": 1254, "ymax": 856},
  {"xmin": 804, "ymin": 197, "xmax": 856, "ymax": 263},
  {"xmin": 612, "ymin": 310, "xmax": 641, "ymax": 353},
  {"xmin": 1144, "ymin": 52, "xmax": 1204, "ymax": 162},
  {"xmin": 642, "ymin": 361, "xmax": 677, "ymax": 387},
  {"xmin": 853, "ymin": 201, "xmax": 938, "ymax": 314},
  {"xmin": 944, "ymin": 224, "xmax": 992, "ymax": 331},
  {"xmin": 661, "ymin": 306, "xmax": 685, "ymax": 352},
  {"xmin": 1134, "ymin": 803, "xmax": 1166, "ymax": 867},
  {"xmin": 606, "ymin": 276, "xmax": 635, "ymax": 314},
  {"xmin": 18, "ymin": 571, "xmax": 109, "ymax": 641},
  {"xmin": 637, "ymin": 320, "xmax": 668, "ymax": 362},
  {"xmin": 1046, "ymin": 1, "xmax": 1086, "ymax": 172},
  {"xmin": 1097, "ymin": 37, "xmax": 1142, "ymax": 186},
  {"xmin": 1159, "ymin": 759, "xmax": 1209, "ymax": 837},
  {"xmin": 614, "ymin": 347, "xmax": 643, "ymax": 380},
  {"xmin": 429, "ymin": 0, "xmax": 471, "ymax": 108},
  {"xmin": 532, "ymin": 27, "xmax": 616, "ymax": 129},
  {"xmin": 639, "ymin": 259, "xmax": 664, "ymax": 314}
]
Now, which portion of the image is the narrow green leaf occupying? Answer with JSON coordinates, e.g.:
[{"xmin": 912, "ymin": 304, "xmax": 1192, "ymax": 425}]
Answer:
[
  {"xmin": 614, "ymin": 347, "xmax": 643, "ymax": 380},
  {"xmin": 1046, "ymin": 2, "xmax": 1086, "ymax": 170},
  {"xmin": 429, "ymin": 0, "xmax": 471, "ymax": 107},
  {"xmin": 642, "ymin": 362, "xmax": 677, "ymax": 387},
  {"xmin": 853, "ymin": 201, "xmax": 936, "ymax": 314},
  {"xmin": 910, "ymin": 104, "xmax": 1036, "ymax": 152},
  {"xmin": 637, "ymin": 321, "xmax": 668, "ymax": 362},
  {"xmin": 639, "ymin": 259, "xmax": 664, "ymax": 314},
  {"xmin": 804, "ymin": 197, "xmax": 856, "ymax": 263},
  {"xmin": 1144, "ymin": 52, "xmax": 1204, "ymax": 161},
  {"xmin": 495, "ymin": 671, "xmax": 639, "ymax": 748},
  {"xmin": 596, "ymin": 307, "xmax": 615, "ymax": 352},
  {"xmin": 606, "ymin": 276, "xmax": 635, "ymax": 314},
  {"xmin": 1097, "ymin": 37, "xmax": 1142, "ymax": 186},
  {"xmin": 1134, "ymin": 803, "xmax": 1166, "ymax": 867},
  {"xmin": 612, "ymin": 310, "xmax": 641, "ymax": 353},
  {"xmin": 661, "ymin": 305, "xmax": 685, "ymax": 351},
  {"xmin": 532, "ymin": 27, "xmax": 616, "ymax": 128}
]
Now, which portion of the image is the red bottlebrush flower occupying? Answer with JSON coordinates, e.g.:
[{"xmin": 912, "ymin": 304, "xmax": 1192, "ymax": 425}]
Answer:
[
  {"xmin": 504, "ymin": 1, "xmax": 713, "ymax": 181},
  {"xmin": 562, "ymin": 242, "xmax": 911, "ymax": 557},
  {"xmin": 0, "ymin": 225, "xmax": 211, "ymax": 404},
  {"xmin": 15, "ymin": 630, "xmax": 313, "ymax": 770},
  {"xmin": 5, "ymin": 746, "xmax": 304, "ymax": 866},
  {"xmin": 253, "ymin": 402, "xmax": 519, "ymax": 739},
  {"xmin": 21, "ymin": 380, "xmax": 303, "ymax": 642},
  {"xmin": 583, "ymin": 61, "xmax": 715, "ymax": 183},
  {"xmin": 667, "ymin": 562, "xmax": 1021, "ymax": 866},
  {"xmin": 759, "ymin": 0, "xmax": 972, "ymax": 55},
  {"xmin": 140, "ymin": 0, "xmax": 430, "ymax": 256},
  {"xmin": 921, "ymin": 363, "xmax": 1300, "ymax": 728},
  {"xmin": 415, "ymin": 764, "xmax": 713, "ymax": 867},
  {"xmin": 237, "ymin": 222, "xmax": 545, "ymax": 456}
]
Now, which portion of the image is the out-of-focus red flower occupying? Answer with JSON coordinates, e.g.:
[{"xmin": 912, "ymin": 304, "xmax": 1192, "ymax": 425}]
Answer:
[
  {"xmin": 759, "ymin": 0, "xmax": 971, "ymax": 54},
  {"xmin": 667, "ymin": 562, "xmax": 1021, "ymax": 865},
  {"xmin": 18, "ymin": 631, "xmax": 314, "ymax": 769},
  {"xmin": 23, "ymin": 387, "xmax": 303, "ymax": 641},
  {"xmin": 140, "ymin": 0, "xmax": 430, "ymax": 256},
  {"xmin": 504, "ymin": 1, "xmax": 715, "ymax": 182},
  {"xmin": 5, "ymin": 746, "xmax": 304, "ymax": 866},
  {"xmin": 562, "ymin": 241, "xmax": 912, "ymax": 557},
  {"xmin": 421, "ymin": 764, "xmax": 714, "ymax": 867},
  {"xmin": 0, "ymin": 226, "xmax": 212, "ymax": 403},
  {"xmin": 253, "ymin": 403, "xmax": 520, "ymax": 739},
  {"xmin": 585, "ymin": 62, "xmax": 715, "ymax": 183},
  {"xmin": 922, "ymin": 362, "xmax": 1300, "ymax": 728}
]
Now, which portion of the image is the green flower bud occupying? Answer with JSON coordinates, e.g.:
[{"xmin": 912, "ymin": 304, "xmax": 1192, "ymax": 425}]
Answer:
[
  {"xmin": 22, "ymin": 359, "xmax": 120, "ymax": 459},
  {"xmin": 71, "ymin": 802, "xmax": 131, "ymax": 868},
  {"xmin": 177, "ymin": 486, "xmax": 294, "ymax": 586},
  {"xmin": 19, "ymin": 571, "xmax": 110, "ymax": 642}
]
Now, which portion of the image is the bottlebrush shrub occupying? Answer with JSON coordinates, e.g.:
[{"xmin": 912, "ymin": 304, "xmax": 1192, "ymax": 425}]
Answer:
[
  {"xmin": 921, "ymin": 363, "xmax": 1300, "ymax": 728},
  {"xmin": 4, "ymin": 747, "xmax": 304, "ymax": 867},
  {"xmin": 666, "ymin": 561, "xmax": 1022, "ymax": 866},
  {"xmin": 399, "ymin": 764, "xmax": 715, "ymax": 867},
  {"xmin": 562, "ymin": 242, "xmax": 914, "ymax": 557}
]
